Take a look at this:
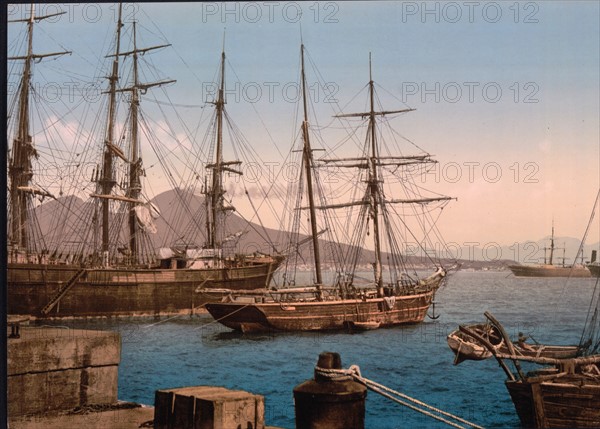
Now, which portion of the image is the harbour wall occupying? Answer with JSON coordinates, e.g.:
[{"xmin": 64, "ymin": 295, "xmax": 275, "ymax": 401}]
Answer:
[{"xmin": 7, "ymin": 325, "xmax": 120, "ymax": 417}]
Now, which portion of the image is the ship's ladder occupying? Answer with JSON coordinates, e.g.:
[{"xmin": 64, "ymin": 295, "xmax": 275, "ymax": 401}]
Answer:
[{"xmin": 40, "ymin": 269, "xmax": 87, "ymax": 315}]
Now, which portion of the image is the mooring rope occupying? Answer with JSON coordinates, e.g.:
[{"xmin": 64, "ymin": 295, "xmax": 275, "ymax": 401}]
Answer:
[
  {"xmin": 315, "ymin": 365, "xmax": 485, "ymax": 429},
  {"xmin": 143, "ymin": 303, "xmax": 208, "ymax": 328}
]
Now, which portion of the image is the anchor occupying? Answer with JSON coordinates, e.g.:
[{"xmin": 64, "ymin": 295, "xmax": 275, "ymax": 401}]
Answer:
[{"xmin": 427, "ymin": 301, "xmax": 440, "ymax": 320}]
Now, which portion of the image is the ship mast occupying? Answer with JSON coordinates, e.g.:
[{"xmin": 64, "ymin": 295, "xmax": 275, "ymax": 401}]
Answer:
[
  {"xmin": 367, "ymin": 54, "xmax": 385, "ymax": 297},
  {"xmin": 549, "ymin": 221, "xmax": 555, "ymax": 266},
  {"xmin": 99, "ymin": 4, "xmax": 123, "ymax": 259},
  {"xmin": 334, "ymin": 55, "xmax": 432, "ymax": 297},
  {"xmin": 127, "ymin": 22, "xmax": 143, "ymax": 259},
  {"xmin": 8, "ymin": 4, "xmax": 70, "ymax": 254},
  {"xmin": 206, "ymin": 49, "xmax": 241, "ymax": 251},
  {"xmin": 209, "ymin": 51, "xmax": 226, "ymax": 249},
  {"xmin": 300, "ymin": 44, "xmax": 323, "ymax": 296},
  {"xmin": 106, "ymin": 19, "xmax": 174, "ymax": 264}
]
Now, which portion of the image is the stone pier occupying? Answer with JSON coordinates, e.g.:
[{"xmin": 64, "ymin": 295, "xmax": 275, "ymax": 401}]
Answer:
[
  {"xmin": 7, "ymin": 323, "xmax": 282, "ymax": 428},
  {"xmin": 8, "ymin": 325, "xmax": 120, "ymax": 419}
]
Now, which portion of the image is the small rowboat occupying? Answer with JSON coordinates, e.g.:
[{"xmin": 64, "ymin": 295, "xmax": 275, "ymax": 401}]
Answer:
[
  {"xmin": 351, "ymin": 321, "xmax": 381, "ymax": 331},
  {"xmin": 447, "ymin": 323, "xmax": 503, "ymax": 365},
  {"xmin": 448, "ymin": 324, "xmax": 580, "ymax": 365}
]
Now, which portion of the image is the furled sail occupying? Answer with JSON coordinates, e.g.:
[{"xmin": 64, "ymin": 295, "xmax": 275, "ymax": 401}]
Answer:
[{"xmin": 134, "ymin": 204, "xmax": 158, "ymax": 234}]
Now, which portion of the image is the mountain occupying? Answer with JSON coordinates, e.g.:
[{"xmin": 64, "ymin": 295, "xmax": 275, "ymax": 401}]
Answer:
[
  {"xmin": 36, "ymin": 189, "xmax": 597, "ymax": 268},
  {"xmin": 31, "ymin": 189, "xmax": 454, "ymax": 267}
]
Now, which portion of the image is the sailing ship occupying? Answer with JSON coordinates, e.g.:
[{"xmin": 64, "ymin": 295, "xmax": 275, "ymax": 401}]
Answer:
[
  {"xmin": 205, "ymin": 46, "xmax": 453, "ymax": 333},
  {"xmin": 7, "ymin": 5, "xmax": 281, "ymax": 318},
  {"xmin": 509, "ymin": 225, "xmax": 591, "ymax": 278},
  {"xmin": 454, "ymin": 191, "xmax": 600, "ymax": 428}
]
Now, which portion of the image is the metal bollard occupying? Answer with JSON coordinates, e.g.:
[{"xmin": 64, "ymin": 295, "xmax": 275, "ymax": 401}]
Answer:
[{"xmin": 294, "ymin": 352, "xmax": 367, "ymax": 429}]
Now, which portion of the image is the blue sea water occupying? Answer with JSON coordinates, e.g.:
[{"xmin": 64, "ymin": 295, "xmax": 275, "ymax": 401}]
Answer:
[{"xmin": 41, "ymin": 271, "xmax": 599, "ymax": 429}]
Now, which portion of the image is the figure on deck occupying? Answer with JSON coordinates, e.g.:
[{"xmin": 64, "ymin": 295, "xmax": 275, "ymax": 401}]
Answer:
[{"xmin": 517, "ymin": 332, "xmax": 534, "ymax": 351}]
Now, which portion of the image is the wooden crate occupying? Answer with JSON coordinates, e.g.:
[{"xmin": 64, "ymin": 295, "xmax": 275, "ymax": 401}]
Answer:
[{"xmin": 154, "ymin": 386, "xmax": 264, "ymax": 429}]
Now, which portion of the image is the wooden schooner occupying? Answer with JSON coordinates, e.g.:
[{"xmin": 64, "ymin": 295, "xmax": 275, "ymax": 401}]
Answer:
[
  {"xmin": 205, "ymin": 45, "xmax": 454, "ymax": 333},
  {"xmin": 7, "ymin": 5, "xmax": 281, "ymax": 318}
]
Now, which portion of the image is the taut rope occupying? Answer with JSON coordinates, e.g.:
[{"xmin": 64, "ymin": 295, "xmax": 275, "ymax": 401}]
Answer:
[{"xmin": 315, "ymin": 365, "xmax": 484, "ymax": 429}]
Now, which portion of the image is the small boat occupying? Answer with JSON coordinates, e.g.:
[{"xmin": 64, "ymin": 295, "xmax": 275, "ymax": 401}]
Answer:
[
  {"xmin": 348, "ymin": 321, "xmax": 381, "ymax": 331},
  {"xmin": 455, "ymin": 307, "xmax": 600, "ymax": 428},
  {"xmin": 510, "ymin": 343, "xmax": 580, "ymax": 359},
  {"xmin": 448, "ymin": 324, "xmax": 579, "ymax": 365},
  {"xmin": 447, "ymin": 323, "xmax": 503, "ymax": 364},
  {"xmin": 505, "ymin": 366, "xmax": 600, "ymax": 428}
]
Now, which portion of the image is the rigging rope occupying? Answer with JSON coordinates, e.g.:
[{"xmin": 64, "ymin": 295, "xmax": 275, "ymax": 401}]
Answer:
[{"xmin": 314, "ymin": 365, "xmax": 485, "ymax": 429}]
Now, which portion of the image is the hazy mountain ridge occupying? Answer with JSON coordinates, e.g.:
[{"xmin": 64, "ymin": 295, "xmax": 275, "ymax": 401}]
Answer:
[{"xmin": 32, "ymin": 189, "xmax": 599, "ymax": 268}]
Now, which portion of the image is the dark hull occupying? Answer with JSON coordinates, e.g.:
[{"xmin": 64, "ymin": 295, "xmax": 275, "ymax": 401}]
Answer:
[
  {"xmin": 506, "ymin": 376, "xmax": 600, "ymax": 428},
  {"xmin": 206, "ymin": 289, "xmax": 437, "ymax": 333},
  {"xmin": 7, "ymin": 260, "xmax": 280, "ymax": 318},
  {"xmin": 509, "ymin": 264, "xmax": 591, "ymax": 278},
  {"xmin": 587, "ymin": 264, "xmax": 600, "ymax": 277}
]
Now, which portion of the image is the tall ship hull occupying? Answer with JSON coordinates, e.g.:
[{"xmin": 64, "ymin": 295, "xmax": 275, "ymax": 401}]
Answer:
[
  {"xmin": 206, "ymin": 270, "xmax": 444, "ymax": 333},
  {"xmin": 6, "ymin": 5, "xmax": 284, "ymax": 319},
  {"xmin": 8, "ymin": 259, "xmax": 281, "ymax": 317},
  {"xmin": 506, "ymin": 373, "xmax": 600, "ymax": 428},
  {"xmin": 509, "ymin": 264, "xmax": 591, "ymax": 278}
]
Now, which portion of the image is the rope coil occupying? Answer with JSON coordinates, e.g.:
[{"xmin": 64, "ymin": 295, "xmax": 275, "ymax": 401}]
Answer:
[
  {"xmin": 315, "ymin": 364, "xmax": 361, "ymax": 381},
  {"xmin": 314, "ymin": 364, "xmax": 484, "ymax": 429}
]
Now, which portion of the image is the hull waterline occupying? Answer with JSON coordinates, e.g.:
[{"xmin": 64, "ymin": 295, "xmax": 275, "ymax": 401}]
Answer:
[
  {"xmin": 509, "ymin": 264, "xmax": 591, "ymax": 278},
  {"xmin": 8, "ymin": 259, "xmax": 281, "ymax": 318},
  {"xmin": 206, "ymin": 288, "xmax": 438, "ymax": 333}
]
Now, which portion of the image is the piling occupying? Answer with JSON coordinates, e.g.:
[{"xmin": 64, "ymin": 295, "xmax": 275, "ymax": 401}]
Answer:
[{"xmin": 293, "ymin": 352, "xmax": 367, "ymax": 429}]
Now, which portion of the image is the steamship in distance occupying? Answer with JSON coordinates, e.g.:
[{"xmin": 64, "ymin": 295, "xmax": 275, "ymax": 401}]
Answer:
[{"xmin": 508, "ymin": 226, "xmax": 591, "ymax": 278}]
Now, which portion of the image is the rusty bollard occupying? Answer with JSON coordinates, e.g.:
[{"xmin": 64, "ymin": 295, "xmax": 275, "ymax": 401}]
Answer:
[{"xmin": 293, "ymin": 352, "xmax": 367, "ymax": 429}]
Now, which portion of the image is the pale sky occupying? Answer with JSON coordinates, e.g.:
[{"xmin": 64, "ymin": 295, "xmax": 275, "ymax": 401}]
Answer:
[{"xmin": 6, "ymin": 2, "xmax": 600, "ymax": 249}]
